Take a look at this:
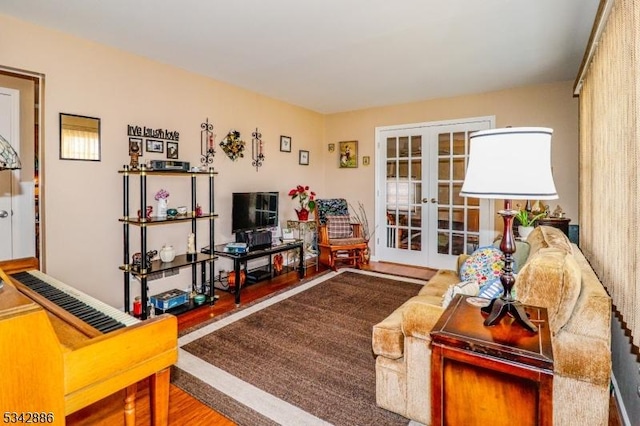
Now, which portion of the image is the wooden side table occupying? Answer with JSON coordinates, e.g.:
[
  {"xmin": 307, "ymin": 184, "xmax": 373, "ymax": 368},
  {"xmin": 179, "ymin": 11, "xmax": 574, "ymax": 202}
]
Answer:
[{"xmin": 430, "ymin": 295, "xmax": 554, "ymax": 426}]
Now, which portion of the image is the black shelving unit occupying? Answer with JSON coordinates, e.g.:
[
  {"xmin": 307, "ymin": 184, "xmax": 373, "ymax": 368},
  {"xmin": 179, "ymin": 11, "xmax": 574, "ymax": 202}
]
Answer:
[{"xmin": 119, "ymin": 165, "xmax": 218, "ymax": 319}]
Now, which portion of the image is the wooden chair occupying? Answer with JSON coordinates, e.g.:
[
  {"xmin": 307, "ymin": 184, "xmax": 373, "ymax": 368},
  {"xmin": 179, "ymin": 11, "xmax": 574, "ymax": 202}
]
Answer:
[{"xmin": 315, "ymin": 198, "xmax": 368, "ymax": 271}]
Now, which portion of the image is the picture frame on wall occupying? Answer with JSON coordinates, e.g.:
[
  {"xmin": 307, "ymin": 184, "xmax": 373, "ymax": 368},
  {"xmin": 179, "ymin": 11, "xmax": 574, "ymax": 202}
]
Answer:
[
  {"xmin": 280, "ymin": 135, "xmax": 292, "ymax": 152},
  {"xmin": 146, "ymin": 139, "xmax": 164, "ymax": 153},
  {"xmin": 299, "ymin": 150, "xmax": 309, "ymax": 165},
  {"xmin": 129, "ymin": 137, "xmax": 143, "ymax": 157},
  {"xmin": 338, "ymin": 140, "xmax": 358, "ymax": 168},
  {"xmin": 166, "ymin": 142, "xmax": 179, "ymax": 159},
  {"xmin": 363, "ymin": 155, "xmax": 370, "ymax": 166}
]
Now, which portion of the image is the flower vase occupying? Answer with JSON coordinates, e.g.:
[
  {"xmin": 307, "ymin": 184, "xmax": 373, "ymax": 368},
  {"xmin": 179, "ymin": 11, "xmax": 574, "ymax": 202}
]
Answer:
[
  {"xmin": 295, "ymin": 208, "xmax": 309, "ymax": 221},
  {"xmin": 157, "ymin": 198, "xmax": 168, "ymax": 218}
]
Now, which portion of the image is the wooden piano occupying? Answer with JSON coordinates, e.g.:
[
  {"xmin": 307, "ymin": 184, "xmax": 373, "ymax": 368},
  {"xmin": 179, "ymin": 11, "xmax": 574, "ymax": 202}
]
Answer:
[{"xmin": 0, "ymin": 257, "xmax": 178, "ymax": 425}]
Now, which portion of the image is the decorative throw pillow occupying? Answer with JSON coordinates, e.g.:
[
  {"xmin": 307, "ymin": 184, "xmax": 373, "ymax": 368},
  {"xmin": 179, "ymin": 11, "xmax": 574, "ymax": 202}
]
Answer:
[
  {"xmin": 326, "ymin": 214, "xmax": 353, "ymax": 239},
  {"xmin": 459, "ymin": 246, "xmax": 504, "ymax": 285},
  {"xmin": 478, "ymin": 278, "xmax": 504, "ymax": 299},
  {"xmin": 442, "ymin": 280, "xmax": 480, "ymax": 308}
]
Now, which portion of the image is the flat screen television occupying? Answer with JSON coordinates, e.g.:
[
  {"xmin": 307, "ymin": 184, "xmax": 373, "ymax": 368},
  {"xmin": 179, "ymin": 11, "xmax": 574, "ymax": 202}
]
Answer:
[{"xmin": 232, "ymin": 191, "xmax": 279, "ymax": 233}]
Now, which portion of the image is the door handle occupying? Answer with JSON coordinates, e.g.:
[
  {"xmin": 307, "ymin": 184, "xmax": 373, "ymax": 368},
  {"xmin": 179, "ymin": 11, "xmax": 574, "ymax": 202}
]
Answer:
[
  {"xmin": 421, "ymin": 198, "xmax": 437, "ymax": 204},
  {"xmin": 0, "ymin": 210, "xmax": 8, "ymax": 218}
]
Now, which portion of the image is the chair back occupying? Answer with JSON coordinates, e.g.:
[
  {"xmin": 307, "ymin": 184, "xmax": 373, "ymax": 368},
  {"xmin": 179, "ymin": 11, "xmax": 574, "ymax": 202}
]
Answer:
[{"xmin": 316, "ymin": 198, "xmax": 349, "ymax": 225}]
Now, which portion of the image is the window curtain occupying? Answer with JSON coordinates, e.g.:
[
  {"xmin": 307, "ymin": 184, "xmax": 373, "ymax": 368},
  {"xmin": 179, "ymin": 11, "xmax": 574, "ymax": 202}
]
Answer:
[
  {"xmin": 575, "ymin": 0, "xmax": 640, "ymax": 347},
  {"xmin": 61, "ymin": 128, "xmax": 99, "ymax": 160}
]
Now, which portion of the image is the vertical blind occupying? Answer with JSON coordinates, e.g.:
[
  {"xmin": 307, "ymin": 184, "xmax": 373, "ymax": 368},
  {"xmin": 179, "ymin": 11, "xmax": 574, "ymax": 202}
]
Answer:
[{"xmin": 575, "ymin": 0, "xmax": 640, "ymax": 347}]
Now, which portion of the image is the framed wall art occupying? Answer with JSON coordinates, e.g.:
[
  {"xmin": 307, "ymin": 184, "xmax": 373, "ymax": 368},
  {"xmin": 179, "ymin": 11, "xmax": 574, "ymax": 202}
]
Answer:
[
  {"xmin": 166, "ymin": 141, "xmax": 179, "ymax": 159},
  {"xmin": 363, "ymin": 155, "xmax": 370, "ymax": 166},
  {"xmin": 146, "ymin": 139, "xmax": 164, "ymax": 153},
  {"xmin": 280, "ymin": 135, "xmax": 292, "ymax": 152},
  {"xmin": 338, "ymin": 140, "xmax": 358, "ymax": 168},
  {"xmin": 299, "ymin": 150, "xmax": 309, "ymax": 165},
  {"xmin": 129, "ymin": 137, "xmax": 143, "ymax": 157}
]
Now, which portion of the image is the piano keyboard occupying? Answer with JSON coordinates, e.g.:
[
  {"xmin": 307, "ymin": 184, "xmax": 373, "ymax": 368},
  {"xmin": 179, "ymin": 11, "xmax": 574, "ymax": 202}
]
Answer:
[{"xmin": 11, "ymin": 270, "xmax": 139, "ymax": 333}]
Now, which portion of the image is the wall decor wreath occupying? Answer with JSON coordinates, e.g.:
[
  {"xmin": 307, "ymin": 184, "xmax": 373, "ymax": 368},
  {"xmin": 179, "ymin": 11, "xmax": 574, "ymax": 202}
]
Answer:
[{"xmin": 219, "ymin": 129, "xmax": 245, "ymax": 161}]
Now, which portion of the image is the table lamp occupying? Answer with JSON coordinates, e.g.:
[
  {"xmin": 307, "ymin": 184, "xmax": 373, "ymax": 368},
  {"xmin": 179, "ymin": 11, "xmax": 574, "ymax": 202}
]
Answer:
[
  {"xmin": 0, "ymin": 133, "xmax": 21, "ymax": 171},
  {"xmin": 460, "ymin": 127, "xmax": 558, "ymax": 332}
]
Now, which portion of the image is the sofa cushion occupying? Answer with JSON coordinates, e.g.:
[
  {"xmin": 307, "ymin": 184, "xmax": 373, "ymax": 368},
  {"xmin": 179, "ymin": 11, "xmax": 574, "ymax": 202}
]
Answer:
[
  {"xmin": 442, "ymin": 280, "xmax": 480, "ymax": 308},
  {"xmin": 526, "ymin": 225, "xmax": 573, "ymax": 260},
  {"xmin": 514, "ymin": 247, "xmax": 582, "ymax": 333},
  {"xmin": 326, "ymin": 214, "xmax": 353, "ymax": 238},
  {"xmin": 459, "ymin": 246, "xmax": 504, "ymax": 285},
  {"xmin": 492, "ymin": 237, "xmax": 530, "ymax": 273},
  {"xmin": 372, "ymin": 294, "xmax": 444, "ymax": 359}
]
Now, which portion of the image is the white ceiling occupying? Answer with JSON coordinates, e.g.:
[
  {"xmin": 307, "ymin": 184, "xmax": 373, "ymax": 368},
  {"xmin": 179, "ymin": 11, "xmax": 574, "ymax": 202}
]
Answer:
[{"xmin": 0, "ymin": 0, "xmax": 599, "ymax": 114}]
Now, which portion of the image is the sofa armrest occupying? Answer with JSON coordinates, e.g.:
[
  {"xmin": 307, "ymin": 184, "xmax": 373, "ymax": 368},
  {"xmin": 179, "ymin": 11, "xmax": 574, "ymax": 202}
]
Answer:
[
  {"xmin": 401, "ymin": 299, "xmax": 445, "ymax": 340},
  {"xmin": 553, "ymin": 330, "xmax": 611, "ymax": 387}
]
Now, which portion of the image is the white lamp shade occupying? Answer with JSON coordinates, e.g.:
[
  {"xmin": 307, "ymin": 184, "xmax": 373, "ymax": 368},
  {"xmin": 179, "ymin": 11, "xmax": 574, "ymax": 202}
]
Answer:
[{"xmin": 459, "ymin": 127, "xmax": 558, "ymax": 200}]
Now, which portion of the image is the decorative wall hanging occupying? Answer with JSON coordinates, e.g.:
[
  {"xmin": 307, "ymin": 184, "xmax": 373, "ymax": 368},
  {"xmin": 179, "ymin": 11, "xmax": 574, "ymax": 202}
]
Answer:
[
  {"xmin": 362, "ymin": 155, "xmax": 370, "ymax": 166},
  {"xmin": 280, "ymin": 135, "xmax": 292, "ymax": 152},
  {"xmin": 146, "ymin": 139, "xmax": 164, "ymax": 153},
  {"xmin": 220, "ymin": 129, "xmax": 245, "ymax": 161},
  {"xmin": 128, "ymin": 137, "xmax": 143, "ymax": 169},
  {"xmin": 338, "ymin": 140, "xmax": 358, "ymax": 168},
  {"xmin": 167, "ymin": 142, "xmax": 179, "ymax": 159},
  {"xmin": 200, "ymin": 118, "xmax": 216, "ymax": 165},
  {"xmin": 299, "ymin": 150, "xmax": 309, "ymax": 166},
  {"xmin": 251, "ymin": 127, "xmax": 265, "ymax": 171},
  {"xmin": 328, "ymin": 143, "xmax": 335, "ymax": 152}
]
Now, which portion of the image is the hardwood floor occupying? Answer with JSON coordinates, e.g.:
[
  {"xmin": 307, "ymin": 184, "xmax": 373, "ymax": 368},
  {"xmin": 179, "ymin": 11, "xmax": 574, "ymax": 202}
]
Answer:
[{"xmin": 67, "ymin": 261, "xmax": 622, "ymax": 425}]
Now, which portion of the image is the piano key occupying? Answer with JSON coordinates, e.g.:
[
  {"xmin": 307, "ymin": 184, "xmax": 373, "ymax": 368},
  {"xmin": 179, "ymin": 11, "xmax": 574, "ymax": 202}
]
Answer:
[{"xmin": 11, "ymin": 271, "xmax": 139, "ymax": 333}]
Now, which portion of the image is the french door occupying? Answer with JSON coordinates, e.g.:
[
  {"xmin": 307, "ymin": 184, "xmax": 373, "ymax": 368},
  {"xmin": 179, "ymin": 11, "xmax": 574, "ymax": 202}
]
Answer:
[{"xmin": 375, "ymin": 117, "xmax": 495, "ymax": 270}]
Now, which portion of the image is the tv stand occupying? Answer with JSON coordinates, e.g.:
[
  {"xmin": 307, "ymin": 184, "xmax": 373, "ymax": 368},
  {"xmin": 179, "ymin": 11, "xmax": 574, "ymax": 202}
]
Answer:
[{"xmin": 208, "ymin": 240, "xmax": 304, "ymax": 305}]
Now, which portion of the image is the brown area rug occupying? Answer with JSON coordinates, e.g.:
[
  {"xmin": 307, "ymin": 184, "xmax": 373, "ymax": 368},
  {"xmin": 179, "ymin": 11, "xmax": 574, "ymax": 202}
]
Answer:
[{"xmin": 173, "ymin": 270, "xmax": 425, "ymax": 425}]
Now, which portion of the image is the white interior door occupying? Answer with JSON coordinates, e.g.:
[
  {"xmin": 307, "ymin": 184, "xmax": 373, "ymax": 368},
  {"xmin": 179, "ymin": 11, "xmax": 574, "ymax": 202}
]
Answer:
[
  {"xmin": 0, "ymin": 86, "xmax": 34, "ymax": 261},
  {"xmin": 375, "ymin": 117, "xmax": 495, "ymax": 270}
]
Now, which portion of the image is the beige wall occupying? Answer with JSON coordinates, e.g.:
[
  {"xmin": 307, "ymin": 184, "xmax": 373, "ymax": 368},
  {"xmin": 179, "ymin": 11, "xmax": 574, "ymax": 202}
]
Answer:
[
  {"xmin": 1, "ymin": 12, "xmax": 579, "ymax": 309},
  {"xmin": 324, "ymin": 81, "xmax": 579, "ymax": 243},
  {"xmin": 1, "ymin": 14, "xmax": 325, "ymax": 308}
]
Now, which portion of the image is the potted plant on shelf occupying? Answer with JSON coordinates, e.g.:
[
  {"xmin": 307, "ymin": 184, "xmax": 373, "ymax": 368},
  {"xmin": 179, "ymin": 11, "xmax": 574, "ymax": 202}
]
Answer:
[
  {"xmin": 288, "ymin": 185, "xmax": 316, "ymax": 221},
  {"xmin": 514, "ymin": 209, "xmax": 546, "ymax": 240}
]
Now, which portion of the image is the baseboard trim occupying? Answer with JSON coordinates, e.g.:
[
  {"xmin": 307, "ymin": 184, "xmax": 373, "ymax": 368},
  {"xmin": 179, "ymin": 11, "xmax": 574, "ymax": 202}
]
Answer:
[{"xmin": 611, "ymin": 372, "xmax": 632, "ymax": 426}]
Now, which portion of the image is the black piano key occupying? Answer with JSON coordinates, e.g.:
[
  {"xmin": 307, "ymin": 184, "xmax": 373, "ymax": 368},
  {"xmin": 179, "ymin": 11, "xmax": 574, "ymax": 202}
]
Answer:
[{"xmin": 11, "ymin": 272, "xmax": 127, "ymax": 333}]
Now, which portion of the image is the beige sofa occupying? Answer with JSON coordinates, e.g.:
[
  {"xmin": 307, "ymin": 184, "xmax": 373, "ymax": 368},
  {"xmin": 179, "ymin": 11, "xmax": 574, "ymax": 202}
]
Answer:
[{"xmin": 372, "ymin": 226, "xmax": 612, "ymax": 425}]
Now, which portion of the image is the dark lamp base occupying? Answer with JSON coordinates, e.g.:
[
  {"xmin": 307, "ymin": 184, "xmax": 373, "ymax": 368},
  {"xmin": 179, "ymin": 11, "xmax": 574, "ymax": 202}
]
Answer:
[{"xmin": 481, "ymin": 297, "xmax": 538, "ymax": 333}]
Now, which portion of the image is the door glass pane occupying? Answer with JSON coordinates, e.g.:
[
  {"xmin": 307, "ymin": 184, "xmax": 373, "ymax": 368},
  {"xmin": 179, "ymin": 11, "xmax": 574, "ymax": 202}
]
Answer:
[
  {"xmin": 384, "ymin": 133, "xmax": 423, "ymax": 253},
  {"xmin": 386, "ymin": 137, "xmax": 397, "ymax": 158},
  {"xmin": 436, "ymin": 130, "xmax": 483, "ymax": 256},
  {"xmin": 452, "ymin": 132, "xmax": 466, "ymax": 155}
]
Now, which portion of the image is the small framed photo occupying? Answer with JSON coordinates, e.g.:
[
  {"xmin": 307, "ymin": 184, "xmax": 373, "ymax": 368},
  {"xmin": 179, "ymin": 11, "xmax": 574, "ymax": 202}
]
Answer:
[
  {"xmin": 363, "ymin": 155, "xmax": 370, "ymax": 166},
  {"xmin": 299, "ymin": 150, "xmax": 309, "ymax": 165},
  {"xmin": 129, "ymin": 137, "xmax": 143, "ymax": 157},
  {"xmin": 146, "ymin": 139, "xmax": 164, "ymax": 153},
  {"xmin": 166, "ymin": 142, "xmax": 179, "ymax": 159},
  {"xmin": 280, "ymin": 135, "xmax": 292, "ymax": 152},
  {"xmin": 328, "ymin": 143, "xmax": 335, "ymax": 152},
  {"xmin": 339, "ymin": 140, "xmax": 358, "ymax": 168}
]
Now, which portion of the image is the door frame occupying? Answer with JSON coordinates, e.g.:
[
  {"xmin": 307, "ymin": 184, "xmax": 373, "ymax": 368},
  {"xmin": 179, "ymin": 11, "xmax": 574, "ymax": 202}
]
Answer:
[{"xmin": 373, "ymin": 116, "xmax": 496, "ymax": 269}]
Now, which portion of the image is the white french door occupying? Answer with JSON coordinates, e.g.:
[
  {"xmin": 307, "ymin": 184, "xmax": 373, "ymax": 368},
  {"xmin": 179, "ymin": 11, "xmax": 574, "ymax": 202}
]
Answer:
[{"xmin": 375, "ymin": 117, "xmax": 495, "ymax": 270}]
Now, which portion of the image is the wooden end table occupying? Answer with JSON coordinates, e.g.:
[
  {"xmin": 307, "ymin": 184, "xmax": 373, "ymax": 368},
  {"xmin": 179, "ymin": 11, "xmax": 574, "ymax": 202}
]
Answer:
[{"xmin": 430, "ymin": 295, "xmax": 554, "ymax": 426}]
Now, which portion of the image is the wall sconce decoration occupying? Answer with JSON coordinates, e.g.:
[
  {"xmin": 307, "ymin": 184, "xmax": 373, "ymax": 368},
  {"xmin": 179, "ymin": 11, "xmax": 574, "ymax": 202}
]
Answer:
[
  {"xmin": 200, "ymin": 118, "xmax": 216, "ymax": 165},
  {"xmin": 252, "ymin": 127, "xmax": 265, "ymax": 171}
]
